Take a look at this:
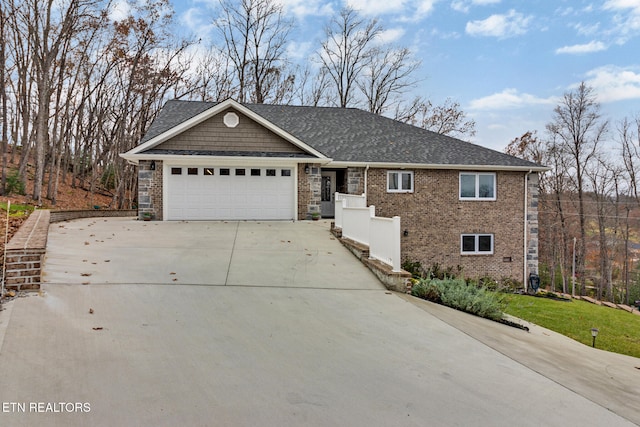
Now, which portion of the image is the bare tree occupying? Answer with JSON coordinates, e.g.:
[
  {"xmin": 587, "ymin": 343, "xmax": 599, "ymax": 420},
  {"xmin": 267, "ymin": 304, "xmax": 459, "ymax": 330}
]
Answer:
[
  {"xmin": 396, "ymin": 97, "xmax": 476, "ymax": 139},
  {"xmin": 358, "ymin": 46, "xmax": 420, "ymax": 115},
  {"xmin": 618, "ymin": 115, "xmax": 640, "ymax": 304},
  {"xmin": 25, "ymin": 0, "xmax": 91, "ymax": 204},
  {"xmin": 318, "ymin": 7, "xmax": 381, "ymax": 108},
  {"xmin": 0, "ymin": 2, "xmax": 7, "ymax": 194},
  {"xmin": 586, "ymin": 155, "xmax": 620, "ymax": 300},
  {"xmin": 213, "ymin": 0, "xmax": 294, "ymax": 104},
  {"xmin": 546, "ymin": 82, "xmax": 608, "ymax": 295}
]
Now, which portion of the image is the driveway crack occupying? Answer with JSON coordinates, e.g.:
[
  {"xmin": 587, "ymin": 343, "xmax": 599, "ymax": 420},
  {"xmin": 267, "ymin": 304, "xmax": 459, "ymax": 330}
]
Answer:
[{"xmin": 225, "ymin": 221, "xmax": 240, "ymax": 286}]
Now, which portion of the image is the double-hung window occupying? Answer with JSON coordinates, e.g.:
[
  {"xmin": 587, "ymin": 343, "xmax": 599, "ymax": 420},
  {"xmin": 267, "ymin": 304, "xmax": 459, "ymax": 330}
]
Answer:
[
  {"xmin": 460, "ymin": 172, "xmax": 496, "ymax": 200},
  {"xmin": 387, "ymin": 171, "xmax": 414, "ymax": 193},
  {"xmin": 461, "ymin": 234, "xmax": 494, "ymax": 255}
]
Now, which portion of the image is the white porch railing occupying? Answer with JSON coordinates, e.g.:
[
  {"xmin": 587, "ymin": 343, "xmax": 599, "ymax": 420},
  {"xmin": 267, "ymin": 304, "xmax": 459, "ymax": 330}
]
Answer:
[
  {"xmin": 335, "ymin": 192, "xmax": 402, "ymax": 273},
  {"xmin": 341, "ymin": 205, "xmax": 374, "ymax": 246},
  {"xmin": 370, "ymin": 216, "xmax": 402, "ymax": 272},
  {"xmin": 334, "ymin": 193, "xmax": 366, "ymax": 229}
]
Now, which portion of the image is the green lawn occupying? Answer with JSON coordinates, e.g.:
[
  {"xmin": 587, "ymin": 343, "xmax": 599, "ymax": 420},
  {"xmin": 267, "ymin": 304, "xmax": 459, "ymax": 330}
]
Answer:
[
  {"xmin": 0, "ymin": 202, "xmax": 34, "ymax": 217},
  {"xmin": 504, "ymin": 294, "xmax": 640, "ymax": 359}
]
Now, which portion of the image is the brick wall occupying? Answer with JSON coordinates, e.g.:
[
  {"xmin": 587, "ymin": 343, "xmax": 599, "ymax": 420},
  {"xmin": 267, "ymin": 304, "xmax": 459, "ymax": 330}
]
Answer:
[
  {"xmin": 50, "ymin": 209, "xmax": 137, "ymax": 223},
  {"xmin": 4, "ymin": 210, "xmax": 50, "ymax": 291},
  {"xmin": 366, "ymin": 168, "xmax": 532, "ymax": 282}
]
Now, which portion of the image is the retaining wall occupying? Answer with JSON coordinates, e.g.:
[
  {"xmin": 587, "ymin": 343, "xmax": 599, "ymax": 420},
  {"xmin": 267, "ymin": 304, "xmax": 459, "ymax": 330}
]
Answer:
[{"xmin": 3, "ymin": 209, "xmax": 136, "ymax": 291}]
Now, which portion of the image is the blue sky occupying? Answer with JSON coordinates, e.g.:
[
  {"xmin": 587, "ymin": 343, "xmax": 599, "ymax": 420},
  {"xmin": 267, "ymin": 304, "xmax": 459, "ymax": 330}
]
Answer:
[{"xmin": 167, "ymin": 0, "xmax": 640, "ymax": 152}]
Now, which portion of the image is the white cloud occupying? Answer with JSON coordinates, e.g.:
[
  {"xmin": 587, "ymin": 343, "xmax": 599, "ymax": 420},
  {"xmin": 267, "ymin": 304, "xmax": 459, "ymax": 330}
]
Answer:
[
  {"xmin": 347, "ymin": 0, "xmax": 438, "ymax": 19},
  {"xmin": 603, "ymin": 0, "xmax": 640, "ymax": 12},
  {"xmin": 278, "ymin": 0, "xmax": 335, "ymax": 19},
  {"xmin": 416, "ymin": 0, "xmax": 438, "ymax": 16},
  {"xmin": 582, "ymin": 65, "xmax": 640, "ymax": 103},
  {"xmin": 378, "ymin": 28, "xmax": 406, "ymax": 43},
  {"xmin": 465, "ymin": 9, "xmax": 532, "ymax": 38},
  {"xmin": 108, "ymin": 0, "xmax": 130, "ymax": 21},
  {"xmin": 468, "ymin": 88, "xmax": 556, "ymax": 111},
  {"xmin": 603, "ymin": 0, "xmax": 640, "ymax": 43},
  {"xmin": 452, "ymin": 0, "xmax": 500, "ymax": 13},
  {"xmin": 555, "ymin": 40, "xmax": 607, "ymax": 55},
  {"xmin": 347, "ymin": 0, "xmax": 407, "ymax": 16},
  {"xmin": 573, "ymin": 22, "xmax": 600, "ymax": 36}
]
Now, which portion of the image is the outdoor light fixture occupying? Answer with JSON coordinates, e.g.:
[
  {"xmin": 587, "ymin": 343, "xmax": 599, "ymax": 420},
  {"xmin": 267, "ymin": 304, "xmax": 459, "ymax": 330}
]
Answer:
[
  {"xmin": 150, "ymin": 161, "xmax": 156, "ymax": 171},
  {"xmin": 590, "ymin": 328, "xmax": 599, "ymax": 348},
  {"xmin": 305, "ymin": 164, "xmax": 310, "ymax": 174},
  {"xmin": 403, "ymin": 229, "xmax": 409, "ymax": 237}
]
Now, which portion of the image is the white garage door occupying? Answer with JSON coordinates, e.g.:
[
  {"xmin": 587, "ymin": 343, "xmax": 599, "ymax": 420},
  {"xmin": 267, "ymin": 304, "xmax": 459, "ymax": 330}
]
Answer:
[{"xmin": 166, "ymin": 166, "xmax": 295, "ymax": 220}]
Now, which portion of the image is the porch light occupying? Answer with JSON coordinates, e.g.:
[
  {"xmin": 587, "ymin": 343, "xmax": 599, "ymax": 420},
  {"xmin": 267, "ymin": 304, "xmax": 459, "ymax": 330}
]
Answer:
[
  {"xmin": 403, "ymin": 229, "xmax": 409, "ymax": 237},
  {"xmin": 305, "ymin": 164, "xmax": 310, "ymax": 174},
  {"xmin": 590, "ymin": 328, "xmax": 599, "ymax": 348},
  {"xmin": 150, "ymin": 161, "xmax": 156, "ymax": 171}
]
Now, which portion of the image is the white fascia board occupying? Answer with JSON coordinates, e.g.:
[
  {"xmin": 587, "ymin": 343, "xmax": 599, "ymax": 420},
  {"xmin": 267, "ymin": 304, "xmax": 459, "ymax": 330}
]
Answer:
[
  {"xmin": 327, "ymin": 161, "xmax": 549, "ymax": 172},
  {"xmin": 122, "ymin": 153, "xmax": 332, "ymax": 167},
  {"xmin": 123, "ymin": 99, "xmax": 328, "ymax": 160}
]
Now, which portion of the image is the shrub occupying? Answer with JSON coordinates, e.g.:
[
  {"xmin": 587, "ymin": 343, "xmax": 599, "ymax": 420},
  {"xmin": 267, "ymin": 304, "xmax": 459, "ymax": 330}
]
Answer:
[
  {"xmin": 402, "ymin": 259, "xmax": 424, "ymax": 279},
  {"xmin": 5, "ymin": 170, "xmax": 25, "ymax": 195},
  {"xmin": 411, "ymin": 280, "xmax": 441, "ymax": 303},
  {"xmin": 412, "ymin": 278, "xmax": 506, "ymax": 321}
]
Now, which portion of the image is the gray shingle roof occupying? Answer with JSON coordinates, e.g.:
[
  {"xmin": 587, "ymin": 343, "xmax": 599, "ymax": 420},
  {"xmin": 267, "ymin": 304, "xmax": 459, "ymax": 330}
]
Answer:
[{"xmin": 139, "ymin": 100, "xmax": 542, "ymax": 168}]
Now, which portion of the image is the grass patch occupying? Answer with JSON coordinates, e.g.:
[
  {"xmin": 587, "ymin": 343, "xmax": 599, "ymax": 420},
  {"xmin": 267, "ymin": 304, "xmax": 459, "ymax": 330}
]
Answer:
[
  {"xmin": 504, "ymin": 294, "xmax": 640, "ymax": 358},
  {"xmin": 0, "ymin": 202, "xmax": 34, "ymax": 217}
]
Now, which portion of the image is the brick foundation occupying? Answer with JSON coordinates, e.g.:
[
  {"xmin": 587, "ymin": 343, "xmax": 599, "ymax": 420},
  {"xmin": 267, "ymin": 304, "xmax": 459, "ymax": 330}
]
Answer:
[{"xmin": 364, "ymin": 168, "xmax": 537, "ymax": 283}]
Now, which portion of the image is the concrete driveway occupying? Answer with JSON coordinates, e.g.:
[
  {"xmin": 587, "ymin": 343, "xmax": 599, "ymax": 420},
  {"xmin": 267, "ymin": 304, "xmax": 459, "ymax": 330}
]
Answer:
[{"xmin": 0, "ymin": 218, "xmax": 638, "ymax": 426}]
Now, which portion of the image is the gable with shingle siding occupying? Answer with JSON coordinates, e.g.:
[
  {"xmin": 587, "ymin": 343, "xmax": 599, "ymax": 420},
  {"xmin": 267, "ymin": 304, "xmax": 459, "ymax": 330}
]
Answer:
[{"xmin": 150, "ymin": 108, "xmax": 305, "ymax": 155}]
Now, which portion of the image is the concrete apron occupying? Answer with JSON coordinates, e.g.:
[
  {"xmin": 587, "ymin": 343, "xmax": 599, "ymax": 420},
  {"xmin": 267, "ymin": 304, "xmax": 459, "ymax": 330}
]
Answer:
[
  {"xmin": 0, "ymin": 218, "xmax": 637, "ymax": 426},
  {"xmin": 42, "ymin": 218, "xmax": 383, "ymax": 289}
]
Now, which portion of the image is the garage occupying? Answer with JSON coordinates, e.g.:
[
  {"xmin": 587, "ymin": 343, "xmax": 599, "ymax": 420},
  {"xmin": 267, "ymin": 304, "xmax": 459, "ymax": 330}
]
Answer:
[{"xmin": 166, "ymin": 165, "xmax": 296, "ymax": 220}]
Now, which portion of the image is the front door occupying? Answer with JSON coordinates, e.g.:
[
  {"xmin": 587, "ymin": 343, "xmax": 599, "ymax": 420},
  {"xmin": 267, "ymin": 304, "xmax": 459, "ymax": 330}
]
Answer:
[{"xmin": 321, "ymin": 171, "xmax": 336, "ymax": 218}]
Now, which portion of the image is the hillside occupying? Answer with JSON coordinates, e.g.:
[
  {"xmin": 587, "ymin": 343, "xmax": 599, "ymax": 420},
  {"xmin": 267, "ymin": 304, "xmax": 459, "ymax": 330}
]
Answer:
[{"xmin": 0, "ymin": 159, "xmax": 116, "ymax": 268}]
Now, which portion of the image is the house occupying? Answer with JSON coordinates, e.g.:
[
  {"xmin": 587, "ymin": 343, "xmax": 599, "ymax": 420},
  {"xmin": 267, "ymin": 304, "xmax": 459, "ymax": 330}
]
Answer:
[{"xmin": 121, "ymin": 99, "xmax": 546, "ymax": 283}]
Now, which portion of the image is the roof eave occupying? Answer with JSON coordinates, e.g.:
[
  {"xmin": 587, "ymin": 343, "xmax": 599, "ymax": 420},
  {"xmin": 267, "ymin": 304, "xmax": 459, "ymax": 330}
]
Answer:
[
  {"xmin": 327, "ymin": 161, "xmax": 549, "ymax": 172},
  {"xmin": 119, "ymin": 152, "xmax": 332, "ymax": 166}
]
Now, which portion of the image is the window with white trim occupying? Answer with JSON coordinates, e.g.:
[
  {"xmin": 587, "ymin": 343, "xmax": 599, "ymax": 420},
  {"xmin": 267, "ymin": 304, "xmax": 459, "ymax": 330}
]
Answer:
[
  {"xmin": 461, "ymin": 234, "xmax": 494, "ymax": 255},
  {"xmin": 460, "ymin": 172, "xmax": 496, "ymax": 200},
  {"xmin": 387, "ymin": 171, "xmax": 414, "ymax": 193}
]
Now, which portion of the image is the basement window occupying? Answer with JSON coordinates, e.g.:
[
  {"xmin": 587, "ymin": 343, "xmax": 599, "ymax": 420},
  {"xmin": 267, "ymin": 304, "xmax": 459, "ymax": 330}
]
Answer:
[{"xmin": 461, "ymin": 234, "xmax": 494, "ymax": 255}]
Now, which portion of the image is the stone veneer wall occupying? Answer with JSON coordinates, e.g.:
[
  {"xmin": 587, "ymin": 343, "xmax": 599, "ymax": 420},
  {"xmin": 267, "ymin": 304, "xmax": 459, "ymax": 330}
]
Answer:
[
  {"xmin": 347, "ymin": 167, "xmax": 365, "ymax": 194},
  {"xmin": 365, "ymin": 168, "xmax": 533, "ymax": 283},
  {"xmin": 527, "ymin": 173, "xmax": 539, "ymax": 277},
  {"xmin": 298, "ymin": 163, "xmax": 322, "ymax": 219},
  {"xmin": 138, "ymin": 160, "xmax": 163, "ymax": 220}
]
